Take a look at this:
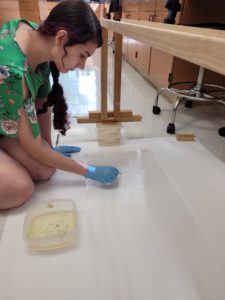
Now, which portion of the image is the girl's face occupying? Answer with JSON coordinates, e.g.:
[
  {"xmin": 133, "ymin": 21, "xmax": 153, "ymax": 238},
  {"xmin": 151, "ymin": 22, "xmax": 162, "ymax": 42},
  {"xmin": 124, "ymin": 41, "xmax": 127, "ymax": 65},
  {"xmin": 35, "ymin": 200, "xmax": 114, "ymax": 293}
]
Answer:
[{"xmin": 52, "ymin": 30, "xmax": 97, "ymax": 73}]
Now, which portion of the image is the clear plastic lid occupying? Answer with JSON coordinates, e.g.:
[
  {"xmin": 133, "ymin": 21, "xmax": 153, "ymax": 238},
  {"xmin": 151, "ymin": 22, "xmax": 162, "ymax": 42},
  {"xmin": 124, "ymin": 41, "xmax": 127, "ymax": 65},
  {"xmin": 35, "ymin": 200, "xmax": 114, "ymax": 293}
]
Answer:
[{"xmin": 23, "ymin": 199, "xmax": 78, "ymax": 251}]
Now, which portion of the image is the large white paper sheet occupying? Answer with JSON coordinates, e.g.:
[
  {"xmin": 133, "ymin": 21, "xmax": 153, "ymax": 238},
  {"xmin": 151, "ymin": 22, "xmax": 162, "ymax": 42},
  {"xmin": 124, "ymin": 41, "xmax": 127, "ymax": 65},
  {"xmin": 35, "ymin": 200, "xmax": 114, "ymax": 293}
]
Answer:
[{"xmin": 1, "ymin": 137, "xmax": 225, "ymax": 300}]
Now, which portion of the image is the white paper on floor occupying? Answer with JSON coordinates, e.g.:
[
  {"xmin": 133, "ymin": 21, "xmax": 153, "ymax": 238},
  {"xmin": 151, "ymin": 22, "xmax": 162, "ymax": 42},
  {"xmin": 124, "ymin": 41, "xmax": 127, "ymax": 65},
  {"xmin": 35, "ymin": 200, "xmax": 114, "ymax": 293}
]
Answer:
[{"xmin": 1, "ymin": 137, "xmax": 225, "ymax": 300}]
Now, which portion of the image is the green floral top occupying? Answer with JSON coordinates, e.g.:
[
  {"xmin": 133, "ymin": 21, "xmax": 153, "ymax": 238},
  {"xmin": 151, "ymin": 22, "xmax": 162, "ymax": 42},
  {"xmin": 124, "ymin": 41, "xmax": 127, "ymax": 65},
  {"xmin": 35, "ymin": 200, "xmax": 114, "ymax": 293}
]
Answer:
[{"xmin": 0, "ymin": 19, "xmax": 51, "ymax": 138}]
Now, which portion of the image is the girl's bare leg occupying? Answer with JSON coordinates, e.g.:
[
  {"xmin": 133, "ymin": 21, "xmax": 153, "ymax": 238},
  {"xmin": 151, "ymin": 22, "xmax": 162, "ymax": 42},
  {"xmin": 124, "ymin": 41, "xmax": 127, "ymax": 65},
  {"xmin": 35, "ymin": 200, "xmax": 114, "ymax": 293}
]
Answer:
[
  {"xmin": 0, "ymin": 137, "xmax": 56, "ymax": 181},
  {"xmin": 0, "ymin": 149, "xmax": 34, "ymax": 209}
]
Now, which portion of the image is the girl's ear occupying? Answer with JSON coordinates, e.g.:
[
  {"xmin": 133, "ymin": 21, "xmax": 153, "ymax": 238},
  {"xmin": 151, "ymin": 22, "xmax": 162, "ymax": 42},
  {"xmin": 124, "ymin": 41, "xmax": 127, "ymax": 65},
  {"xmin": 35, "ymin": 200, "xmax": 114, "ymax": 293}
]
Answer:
[{"xmin": 55, "ymin": 30, "xmax": 68, "ymax": 47}]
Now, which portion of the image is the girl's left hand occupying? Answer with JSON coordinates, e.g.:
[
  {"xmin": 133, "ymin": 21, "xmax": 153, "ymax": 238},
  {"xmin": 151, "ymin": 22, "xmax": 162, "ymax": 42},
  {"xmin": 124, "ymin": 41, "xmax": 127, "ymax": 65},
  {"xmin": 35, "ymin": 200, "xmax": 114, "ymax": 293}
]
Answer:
[{"xmin": 53, "ymin": 145, "xmax": 81, "ymax": 157}]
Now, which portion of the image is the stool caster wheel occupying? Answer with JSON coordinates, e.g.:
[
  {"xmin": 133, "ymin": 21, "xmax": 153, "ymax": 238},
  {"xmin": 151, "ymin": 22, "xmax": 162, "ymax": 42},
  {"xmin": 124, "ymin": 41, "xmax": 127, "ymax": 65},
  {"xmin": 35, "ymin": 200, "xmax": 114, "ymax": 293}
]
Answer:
[
  {"xmin": 152, "ymin": 106, "xmax": 161, "ymax": 114},
  {"xmin": 218, "ymin": 127, "xmax": 225, "ymax": 137},
  {"xmin": 167, "ymin": 123, "xmax": 175, "ymax": 134},
  {"xmin": 185, "ymin": 100, "xmax": 192, "ymax": 108}
]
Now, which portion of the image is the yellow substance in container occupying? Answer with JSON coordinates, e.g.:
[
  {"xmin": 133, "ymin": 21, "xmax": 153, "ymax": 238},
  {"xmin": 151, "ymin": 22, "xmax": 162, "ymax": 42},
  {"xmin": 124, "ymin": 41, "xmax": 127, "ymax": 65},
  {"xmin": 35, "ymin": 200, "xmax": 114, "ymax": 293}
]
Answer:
[
  {"xmin": 24, "ymin": 199, "xmax": 78, "ymax": 251},
  {"xmin": 28, "ymin": 212, "xmax": 75, "ymax": 240}
]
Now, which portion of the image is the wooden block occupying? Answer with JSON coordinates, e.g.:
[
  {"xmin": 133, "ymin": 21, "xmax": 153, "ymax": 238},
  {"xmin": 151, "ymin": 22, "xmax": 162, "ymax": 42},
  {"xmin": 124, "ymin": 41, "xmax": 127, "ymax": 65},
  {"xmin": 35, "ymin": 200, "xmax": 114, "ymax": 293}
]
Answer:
[
  {"xmin": 88, "ymin": 110, "xmax": 133, "ymax": 119},
  {"xmin": 20, "ymin": 10, "xmax": 40, "ymax": 23},
  {"xmin": 176, "ymin": 134, "xmax": 195, "ymax": 141},
  {"xmin": 76, "ymin": 114, "xmax": 142, "ymax": 124},
  {"xmin": 19, "ymin": 0, "xmax": 39, "ymax": 11}
]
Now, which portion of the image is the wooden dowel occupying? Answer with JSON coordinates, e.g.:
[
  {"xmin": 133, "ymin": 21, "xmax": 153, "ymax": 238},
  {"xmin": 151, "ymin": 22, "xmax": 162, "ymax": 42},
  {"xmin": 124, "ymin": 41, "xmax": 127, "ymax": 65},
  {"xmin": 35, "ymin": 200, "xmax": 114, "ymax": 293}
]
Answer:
[
  {"xmin": 113, "ymin": 33, "xmax": 122, "ymax": 118},
  {"xmin": 101, "ymin": 27, "xmax": 108, "ymax": 119}
]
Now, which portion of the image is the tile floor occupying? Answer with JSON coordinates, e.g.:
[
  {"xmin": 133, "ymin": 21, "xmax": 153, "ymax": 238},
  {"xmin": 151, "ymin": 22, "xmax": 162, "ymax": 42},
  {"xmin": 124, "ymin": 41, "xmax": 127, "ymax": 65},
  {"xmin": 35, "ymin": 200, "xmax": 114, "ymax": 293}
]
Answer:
[{"xmin": 57, "ymin": 47, "xmax": 225, "ymax": 162}]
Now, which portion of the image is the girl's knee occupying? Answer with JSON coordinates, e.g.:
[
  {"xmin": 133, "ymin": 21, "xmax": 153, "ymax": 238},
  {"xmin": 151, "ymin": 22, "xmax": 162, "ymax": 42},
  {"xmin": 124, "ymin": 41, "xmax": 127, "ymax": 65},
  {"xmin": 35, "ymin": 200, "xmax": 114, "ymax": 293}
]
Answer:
[
  {"xmin": 32, "ymin": 166, "xmax": 56, "ymax": 182},
  {"xmin": 0, "ymin": 177, "xmax": 34, "ymax": 209},
  {"xmin": 17, "ymin": 177, "xmax": 35, "ymax": 205}
]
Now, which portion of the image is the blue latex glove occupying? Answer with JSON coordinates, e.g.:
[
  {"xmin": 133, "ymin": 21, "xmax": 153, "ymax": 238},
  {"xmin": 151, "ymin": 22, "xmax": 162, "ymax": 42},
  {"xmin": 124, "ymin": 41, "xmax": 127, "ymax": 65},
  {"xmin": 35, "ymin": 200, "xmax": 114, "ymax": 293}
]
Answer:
[
  {"xmin": 85, "ymin": 165, "xmax": 119, "ymax": 184},
  {"xmin": 53, "ymin": 145, "xmax": 81, "ymax": 157}
]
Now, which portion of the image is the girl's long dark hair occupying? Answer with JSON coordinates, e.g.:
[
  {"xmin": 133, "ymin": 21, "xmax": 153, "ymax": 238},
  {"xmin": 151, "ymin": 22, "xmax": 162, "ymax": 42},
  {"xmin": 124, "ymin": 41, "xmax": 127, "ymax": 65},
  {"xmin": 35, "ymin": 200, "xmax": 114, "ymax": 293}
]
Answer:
[{"xmin": 37, "ymin": 0, "xmax": 103, "ymax": 135}]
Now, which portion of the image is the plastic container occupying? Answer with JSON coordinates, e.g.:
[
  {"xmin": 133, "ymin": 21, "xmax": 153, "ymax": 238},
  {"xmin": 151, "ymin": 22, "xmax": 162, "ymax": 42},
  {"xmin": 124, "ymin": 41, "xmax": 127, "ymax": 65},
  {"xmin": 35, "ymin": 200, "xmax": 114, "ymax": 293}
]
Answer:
[
  {"xmin": 96, "ymin": 122, "xmax": 123, "ymax": 146},
  {"xmin": 23, "ymin": 199, "xmax": 78, "ymax": 251}
]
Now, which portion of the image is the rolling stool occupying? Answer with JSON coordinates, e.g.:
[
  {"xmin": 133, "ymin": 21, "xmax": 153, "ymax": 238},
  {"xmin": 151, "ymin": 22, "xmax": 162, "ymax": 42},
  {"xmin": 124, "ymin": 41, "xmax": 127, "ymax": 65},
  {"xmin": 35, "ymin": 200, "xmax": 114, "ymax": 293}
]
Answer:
[
  {"xmin": 152, "ymin": 23, "xmax": 225, "ymax": 134},
  {"xmin": 152, "ymin": 66, "xmax": 225, "ymax": 134}
]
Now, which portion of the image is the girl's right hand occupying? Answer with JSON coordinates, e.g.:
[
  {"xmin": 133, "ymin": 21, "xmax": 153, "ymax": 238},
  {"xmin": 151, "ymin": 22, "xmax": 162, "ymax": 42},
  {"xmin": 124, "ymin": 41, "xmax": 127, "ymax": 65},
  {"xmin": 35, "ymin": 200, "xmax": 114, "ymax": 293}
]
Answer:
[{"xmin": 85, "ymin": 165, "xmax": 119, "ymax": 184}]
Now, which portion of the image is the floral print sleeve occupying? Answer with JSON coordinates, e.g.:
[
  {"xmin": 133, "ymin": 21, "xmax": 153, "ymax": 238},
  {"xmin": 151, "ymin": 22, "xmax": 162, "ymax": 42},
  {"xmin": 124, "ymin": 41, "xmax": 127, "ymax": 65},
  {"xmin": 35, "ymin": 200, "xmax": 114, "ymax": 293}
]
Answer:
[
  {"xmin": 0, "ymin": 65, "xmax": 23, "ymax": 136},
  {"xmin": 0, "ymin": 19, "xmax": 52, "ymax": 138},
  {"xmin": 0, "ymin": 66, "xmax": 40, "ymax": 137}
]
